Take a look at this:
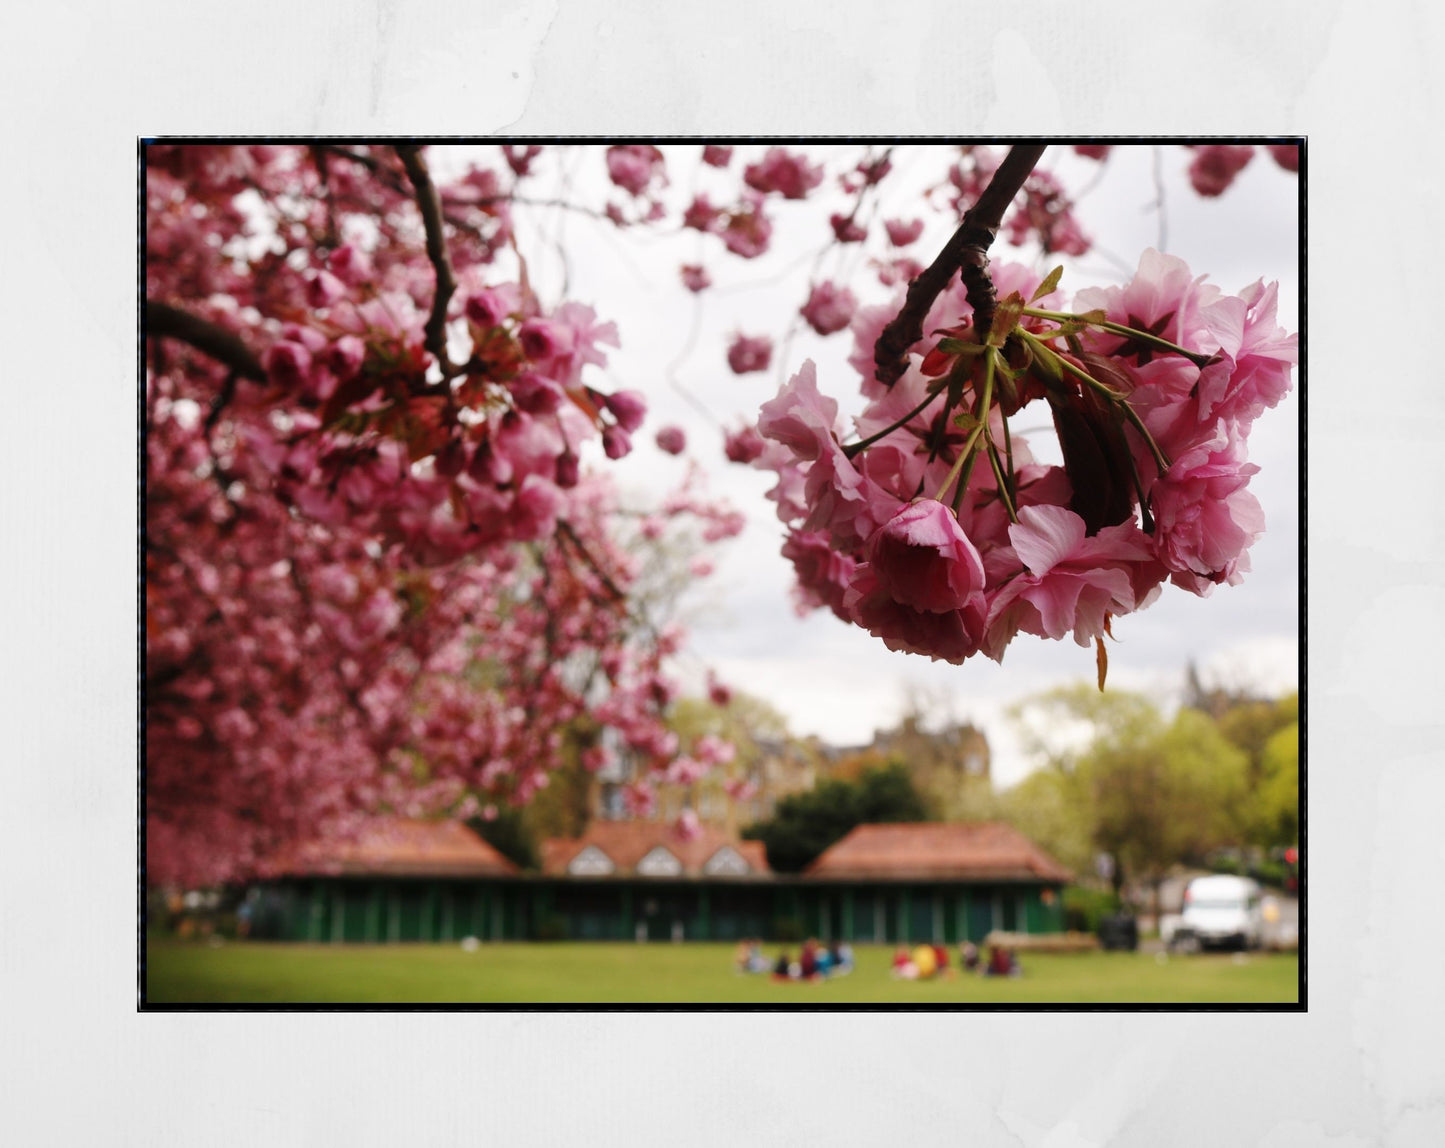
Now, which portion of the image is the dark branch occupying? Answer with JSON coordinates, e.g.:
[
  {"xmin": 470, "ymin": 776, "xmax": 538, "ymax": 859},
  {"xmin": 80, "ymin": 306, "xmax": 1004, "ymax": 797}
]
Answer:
[
  {"xmin": 555, "ymin": 519, "xmax": 628, "ymax": 607},
  {"xmin": 395, "ymin": 144, "xmax": 461, "ymax": 376},
  {"xmin": 873, "ymin": 143, "xmax": 1048, "ymax": 387},
  {"xmin": 146, "ymin": 300, "xmax": 267, "ymax": 383}
]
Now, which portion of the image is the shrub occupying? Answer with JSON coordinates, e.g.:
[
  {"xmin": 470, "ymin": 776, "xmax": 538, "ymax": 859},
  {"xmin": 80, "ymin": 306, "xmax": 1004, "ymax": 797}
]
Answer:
[{"xmin": 1062, "ymin": 885, "xmax": 1120, "ymax": 934}]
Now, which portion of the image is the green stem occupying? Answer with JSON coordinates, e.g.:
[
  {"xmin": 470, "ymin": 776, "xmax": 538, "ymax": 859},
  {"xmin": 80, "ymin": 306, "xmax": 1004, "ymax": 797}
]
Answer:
[
  {"xmin": 842, "ymin": 386, "xmax": 943, "ymax": 459},
  {"xmin": 1021, "ymin": 307, "xmax": 1214, "ymax": 368},
  {"xmin": 999, "ymin": 408, "xmax": 1017, "ymax": 512},
  {"xmin": 986, "ymin": 437, "xmax": 1018, "ymax": 523},
  {"xmin": 935, "ymin": 349, "xmax": 996, "ymax": 509}
]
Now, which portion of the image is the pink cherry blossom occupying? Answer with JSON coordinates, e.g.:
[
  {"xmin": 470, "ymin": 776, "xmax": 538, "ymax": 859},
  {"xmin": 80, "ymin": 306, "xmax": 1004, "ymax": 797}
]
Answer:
[
  {"xmin": 683, "ymin": 194, "xmax": 724, "ymax": 233},
  {"xmin": 706, "ymin": 674, "xmax": 733, "ymax": 707},
  {"xmin": 801, "ymin": 281, "xmax": 858, "ymax": 336},
  {"xmin": 655, "ymin": 425, "xmax": 687, "ymax": 455},
  {"xmin": 604, "ymin": 389, "xmax": 648, "ymax": 433},
  {"xmin": 262, "ymin": 340, "xmax": 313, "ymax": 389},
  {"xmin": 327, "ymin": 243, "xmax": 372, "ymax": 286},
  {"xmin": 464, "ymin": 285, "xmax": 521, "ymax": 328},
  {"xmin": 722, "ymin": 422, "xmax": 766, "ymax": 464},
  {"xmin": 983, "ymin": 505, "xmax": 1159, "ymax": 656},
  {"xmin": 830, "ymin": 213, "xmax": 867, "ymax": 244},
  {"xmin": 503, "ymin": 144, "xmax": 543, "ymax": 176},
  {"xmin": 680, "ymin": 264, "xmax": 711, "ymax": 292},
  {"xmin": 721, "ymin": 201, "xmax": 773, "ymax": 259},
  {"xmin": 693, "ymin": 734, "xmax": 736, "ymax": 766},
  {"xmin": 844, "ymin": 563, "xmax": 989, "ymax": 664},
  {"xmin": 665, "ymin": 756, "xmax": 708, "ymax": 786},
  {"xmin": 1147, "ymin": 424, "xmax": 1265, "ymax": 593},
  {"xmin": 1267, "ymin": 144, "xmax": 1300, "ymax": 173},
  {"xmin": 674, "ymin": 808, "xmax": 702, "ymax": 841},
  {"xmin": 757, "ymin": 361, "xmax": 841, "ymax": 460},
  {"xmin": 884, "ymin": 218, "xmax": 924, "ymax": 246},
  {"xmin": 701, "ymin": 144, "xmax": 733, "ymax": 168},
  {"xmin": 606, "ymin": 144, "xmax": 665, "ymax": 196},
  {"xmin": 864, "ymin": 499, "xmax": 986, "ymax": 613},
  {"xmin": 744, "ymin": 148, "xmax": 824, "ymax": 199},
  {"xmin": 602, "ymin": 425, "xmax": 633, "ymax": 459},
  {"xmin": 325, "ymin": 335, "xmax": 366, "ymax": 380},
  {"xmin": 1188, "ymin": 145, "xmax": 1256, "ymax": 197},
  {"xmin": 727, "ymin": 333, "xmax": 773, "ymax": 375},
  {"xmin": 780, "ymin": 529, "xmax": 857, "ymax": 621}
]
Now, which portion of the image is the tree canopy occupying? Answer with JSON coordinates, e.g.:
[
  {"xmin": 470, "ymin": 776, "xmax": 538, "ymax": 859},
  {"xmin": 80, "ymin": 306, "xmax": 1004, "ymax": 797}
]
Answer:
[{"xmin": 742, "ymin": 761, "xmax": 929, "ymax": 873}]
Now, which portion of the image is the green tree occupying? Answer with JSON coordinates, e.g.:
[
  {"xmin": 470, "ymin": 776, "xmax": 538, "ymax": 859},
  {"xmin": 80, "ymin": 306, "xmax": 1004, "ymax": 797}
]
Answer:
[
  {"xmin": 1215, "ymin": 692, "xmax": 1299, "ymax": 847},
  {"xmin": 468, "ymin": 805, "xmax": 541, "ymax": 872},
  {"xmin": 1081, "ymin": 705, "xmax": 1248, "ymax": 919},
  {"xmin": 1256, "ymin": 721, "xmax": 1299, "ymax": 846},
  {"xmin": 742, "ymin": 760, "xmax": 928, "ymax": 872},
  {"xmin": 995, "ymin": 767, "xmax": 1093, "ymax": 879}
]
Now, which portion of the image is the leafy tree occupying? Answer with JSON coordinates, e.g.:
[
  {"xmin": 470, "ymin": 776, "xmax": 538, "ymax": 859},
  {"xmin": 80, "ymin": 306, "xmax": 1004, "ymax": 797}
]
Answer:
[
  {"xmin": 1256, "ymin": 721, "xmax": 1299, "ymax": 847},
  {"xmin": 742, "ymin": 760, "xmax": 927, "ymax": 872},
  {"xmin": 1215, "ymin": 692, "xmax": 1299, "ymax": 846},
  {"xmin": 1081, "ymin": 705, "xmax": 1248, "ymax": 918},
  {"xmin": 995, "ymin": 767, "xmax": 1093, "ymax": 880},
  {"xmin": 468, "ymin": 806, "xmax": 540, "ymax": 872}
]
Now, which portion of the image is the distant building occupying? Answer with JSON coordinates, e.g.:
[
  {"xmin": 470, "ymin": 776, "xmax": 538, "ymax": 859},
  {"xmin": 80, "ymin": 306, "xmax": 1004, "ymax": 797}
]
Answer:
[
  {"xmin": 250, "ymin": 818, "xmax": 522, "ymax": 943},
  {"xmin": 243, "ymin": 817, "xmax": 1070, "ymax": 946},
  {"xmin": 538, "ymin": 821, "xmax": 773, "ymax": 941},
  {"xmin": 802, "ymin": 822, "xmax": 1070, "ymax": 942}
]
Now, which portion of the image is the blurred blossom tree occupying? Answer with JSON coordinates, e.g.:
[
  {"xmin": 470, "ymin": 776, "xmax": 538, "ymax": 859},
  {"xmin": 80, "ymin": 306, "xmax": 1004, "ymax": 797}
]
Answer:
[{"xmin": 144, "ymin": 141, "xmax": 1297, "ymax": 886}]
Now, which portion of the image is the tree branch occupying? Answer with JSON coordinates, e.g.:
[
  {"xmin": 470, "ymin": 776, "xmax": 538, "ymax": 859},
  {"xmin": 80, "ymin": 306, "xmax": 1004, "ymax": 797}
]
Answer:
[
  {"xmin": 146, "ymin": 300, "xmax": 267, "ymax": 383},
  {"xmin": 395, "ymin": 144, "xmax": 461, "ymax": 376},
  {"xmin": 873, "ymin": 143, "xmax": 1048, "ymax": 387},
  {"xmin": 555, "ymin": 519, "xmax": 628, "ymax": 607}
]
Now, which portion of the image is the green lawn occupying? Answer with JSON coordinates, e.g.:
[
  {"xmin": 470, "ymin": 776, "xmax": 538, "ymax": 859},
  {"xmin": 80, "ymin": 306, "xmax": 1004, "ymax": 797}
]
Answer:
[{"xmin": 145, "ymin": 940, "xmax": 1299, "ymax": 1005}]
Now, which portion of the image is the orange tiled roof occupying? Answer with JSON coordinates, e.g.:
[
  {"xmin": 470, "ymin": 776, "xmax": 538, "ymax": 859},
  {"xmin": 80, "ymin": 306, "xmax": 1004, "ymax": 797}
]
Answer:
[
  {"xmin": 271, "ymin": 818, "xmax": 520, "ymax": 879},
  {"xmin": 541, "ymin": 821, "xmax": 771, "ymax": 878},
  {"xmin": 803, "ymin": 822, "xmax": 1072, "ymax": 882}
]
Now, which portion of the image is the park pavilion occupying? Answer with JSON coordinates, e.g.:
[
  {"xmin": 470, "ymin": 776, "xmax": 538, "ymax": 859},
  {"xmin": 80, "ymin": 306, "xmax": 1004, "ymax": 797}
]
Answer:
[{"xmin": 243, "ymin": 818, "xmax": 1070, "ymax": 945}]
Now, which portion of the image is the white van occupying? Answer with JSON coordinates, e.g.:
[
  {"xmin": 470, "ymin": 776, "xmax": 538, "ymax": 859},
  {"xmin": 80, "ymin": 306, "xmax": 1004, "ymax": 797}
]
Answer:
[{"xmin": 1179, "ymin": 875, "xmax": 1265, "ymax": 950}]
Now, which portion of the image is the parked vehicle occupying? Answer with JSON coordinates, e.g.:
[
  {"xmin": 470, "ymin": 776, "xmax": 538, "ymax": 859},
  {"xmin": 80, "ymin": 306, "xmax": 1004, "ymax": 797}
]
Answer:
[{"xmin": 1178, "ymin": 875, "xmax": 1264, "ymax": 950}]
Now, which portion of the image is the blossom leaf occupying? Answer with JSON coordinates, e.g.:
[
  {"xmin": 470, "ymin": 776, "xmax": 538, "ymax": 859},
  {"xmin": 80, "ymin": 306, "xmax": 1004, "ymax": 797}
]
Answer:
[
  {"xmin": 1031, "ymin": 265, "xmax": 1065, "ymax": 302},
  {"xmin": 988, "ymin": 292, "xmax": 1027, "ymax": 348}
]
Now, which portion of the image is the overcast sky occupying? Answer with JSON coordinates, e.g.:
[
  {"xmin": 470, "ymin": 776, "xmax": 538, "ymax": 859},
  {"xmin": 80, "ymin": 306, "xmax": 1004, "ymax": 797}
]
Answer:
[{"xmin": 439, "ymin": 143, "xmax": 1301, "ymax": 788}]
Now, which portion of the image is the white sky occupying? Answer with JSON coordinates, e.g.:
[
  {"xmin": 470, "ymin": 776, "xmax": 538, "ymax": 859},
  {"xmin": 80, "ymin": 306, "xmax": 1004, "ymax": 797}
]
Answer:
[{"xmin": 434, "ymin": 143, "xmax": 1301, "ymax": 788}]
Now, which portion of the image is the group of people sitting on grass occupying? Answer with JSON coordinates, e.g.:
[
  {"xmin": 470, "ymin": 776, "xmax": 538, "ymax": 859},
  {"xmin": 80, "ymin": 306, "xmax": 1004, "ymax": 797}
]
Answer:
[
  {"xmin": 737, "ymin": 936, "xmax": 1021, "ymax": 982},
  {"xmin": 890, "ymin": 941, "xmax": 1021, "ymax": 980},
  {"xmin": 735, "ymin": 937, "xmax": 855, "ymax": 982}
]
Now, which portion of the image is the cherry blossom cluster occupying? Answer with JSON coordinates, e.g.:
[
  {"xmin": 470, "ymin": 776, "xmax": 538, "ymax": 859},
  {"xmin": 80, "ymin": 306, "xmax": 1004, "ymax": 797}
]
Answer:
[{"xmin": 754, "ymin": 250, "xmax": 1296, "ymax": 666}]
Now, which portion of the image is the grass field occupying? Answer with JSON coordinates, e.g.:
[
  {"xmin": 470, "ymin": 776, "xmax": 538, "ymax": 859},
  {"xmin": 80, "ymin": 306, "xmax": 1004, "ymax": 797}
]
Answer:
[{"xmin": 145, "ymin": 939, "xmax": 1300, "ymax": 1005}]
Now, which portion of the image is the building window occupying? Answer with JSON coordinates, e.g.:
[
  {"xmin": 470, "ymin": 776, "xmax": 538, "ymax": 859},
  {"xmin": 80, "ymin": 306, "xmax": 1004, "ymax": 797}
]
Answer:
[
  {"xmin": 599, "ymin": 783, "xmax": 624, "ymax": 820},
  {"xmin": 636, "ymin": 846, "xmax": 684, "ymax": 878},
  {"xmin": 567, "ymin": 845, "xmax": 616, "ymax": 877},
  {"xmin": 702, "ymin": 847, "xmax": 751, "ymax": 877}
]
